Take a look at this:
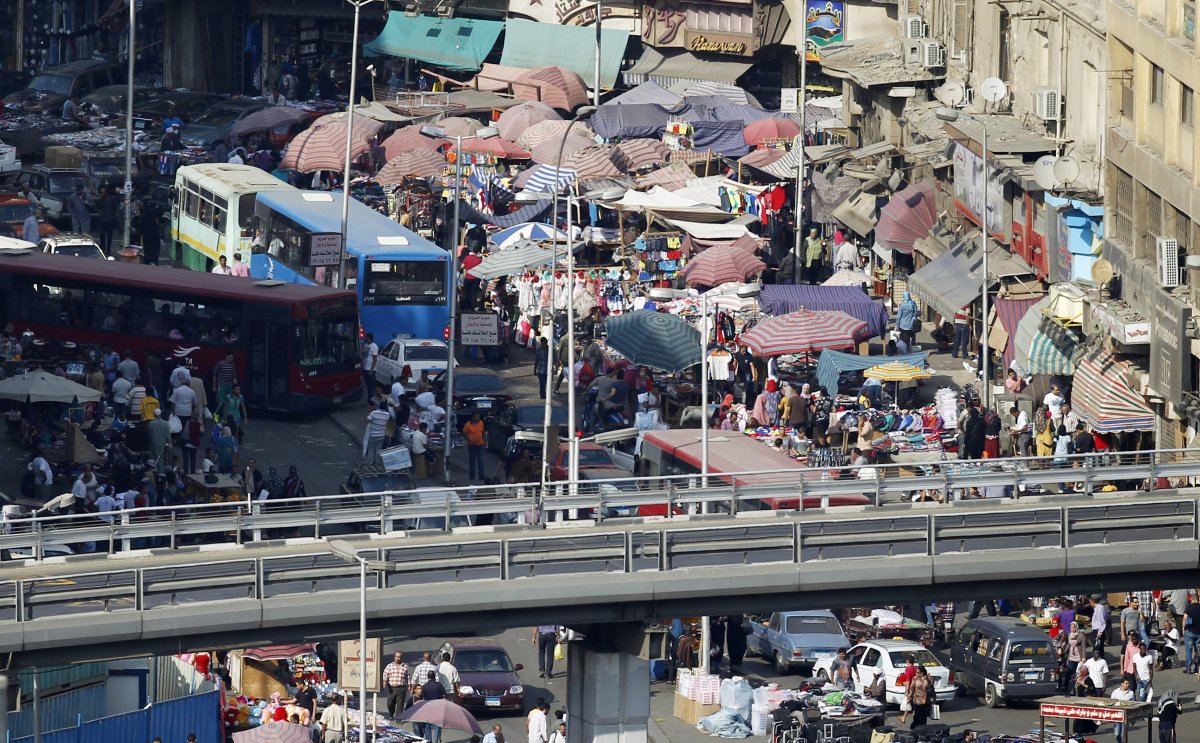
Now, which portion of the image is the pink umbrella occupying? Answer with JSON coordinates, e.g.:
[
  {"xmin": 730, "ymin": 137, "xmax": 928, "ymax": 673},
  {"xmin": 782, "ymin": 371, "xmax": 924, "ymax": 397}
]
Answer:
[
  {"xmin": 232, "ymin": 721, "xmax": 311, "ymax": 743},
  {"xmin": 680, "ymin": 244, "xmax": 766, "ymax": 287},
  {"xmin": 875, "ymin": 181, "xmax": 937, "ymax": 254},
  {"xmin": 612, "ymin": 138, "xmax": 670, "ymax": 172},
  {"xmin": 512, "ymin": 66, "xmax": 590, "ymax": 112},
  {"xmin": 400, "ymin": 699, "xmax": 483, "ymax": 734},
  {"xmin": 382, "ymin": 124, "xmax": 447, "ymax": 159},
  {"xmin": 452, "ymin": 137, "xmax": 531, "ymax": 160},
  {"xmin": 529, "ymin": 133, "xmax": 595, "ymax": 165},
  {"xmin": 739, "ymin": 308, "xmax": 868, "ymax": 356},
  {"xmin": 279, "ymin": 119, "xmax": 376, "ymax": 173},
  {"xmin": 743, "ymin": 118, "xmax": 802, "ymax": 145},
  {"xmin": 377, "ymin": 149, "xmax": 447, "ymax": 184},
  {"xmin": 565, "ymin": 145, "xmax": 623, "ymax": 179},
  {"xmin": 517, "ymin": 119, "xmax": 594, "ymax": 150},
  {"xmin": 496, "ymin": 100, "xmax": 561, "ymax": 141}
]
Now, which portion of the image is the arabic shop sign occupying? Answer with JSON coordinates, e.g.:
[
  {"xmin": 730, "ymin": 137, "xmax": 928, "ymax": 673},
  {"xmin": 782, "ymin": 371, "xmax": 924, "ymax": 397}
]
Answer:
[
  {"xmin": 805, "ymin": 0, "xmax": 845, "ymax": 62},
  {"xmin": 685, "ymin": 31, "xmax": 752, "ymax": 55}
]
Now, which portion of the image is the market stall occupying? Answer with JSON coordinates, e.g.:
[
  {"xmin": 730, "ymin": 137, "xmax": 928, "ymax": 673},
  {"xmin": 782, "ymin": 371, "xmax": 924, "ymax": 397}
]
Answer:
[
  {"xmin": 757, "ymin": 286, "xmax": 889, "ymax": 340},
  {"xmin": 1037, "ymin": 696, "xmax": 1154, "ymax": 743}
]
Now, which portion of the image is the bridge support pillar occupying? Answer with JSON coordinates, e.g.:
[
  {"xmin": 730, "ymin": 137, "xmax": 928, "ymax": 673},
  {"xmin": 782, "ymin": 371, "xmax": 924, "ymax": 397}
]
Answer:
[{"xmin": 565, "ymin": 623, "xmax": 655, "ymax": 743}]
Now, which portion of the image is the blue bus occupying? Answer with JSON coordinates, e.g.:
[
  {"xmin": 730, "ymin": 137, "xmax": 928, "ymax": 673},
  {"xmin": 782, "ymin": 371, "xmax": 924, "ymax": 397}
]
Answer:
[{"xmin": 250, "ymin": 190, "xmax": 450, "ymax": 342}]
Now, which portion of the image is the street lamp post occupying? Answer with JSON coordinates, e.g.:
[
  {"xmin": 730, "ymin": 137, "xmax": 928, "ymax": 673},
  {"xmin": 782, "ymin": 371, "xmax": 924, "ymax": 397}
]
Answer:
[
  {"xmin": 935, "ymin": 108, "xmax": 990, "ymax": 409},
  {"xmin": 121, "ymin": 0, "xmax": 135, "ymax": 249},
  {"xmin": 790, "ymin": 35, "xmax": 809, "ymax": 276},
  {"xmin": 421, "ymin": 125, "xmax": 499, "ymax": 484},
  {"xmin": 338, "ymin": 0, "xmax": 383, "ymax": 290},
  {"xmin": 327, "ymin": 540, "xmax": 394, "ymax": 743},
  {"xmin": 593, "ymin": 0, "xmax": 602, "ymax": 107}
]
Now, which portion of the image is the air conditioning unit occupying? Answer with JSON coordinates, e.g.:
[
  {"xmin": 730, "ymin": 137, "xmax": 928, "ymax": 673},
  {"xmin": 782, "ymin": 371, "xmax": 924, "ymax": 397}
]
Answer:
[
  {"xmin": 1159, "ymin": 236, "xmax": 1182, "ymax": 287},
  {"xmin": 1032, "ymin": 88, "xmax": 1060, "ymax": 121},
  {"xmin": 904, "ymin": 40, "xmax": 923, "ymax": 66},
  {"xmin": 902, "ymin": 14, "xmax": 928, "ymax": 38},
  {"xmin": 921, "ymin": 40, "xmax": 945, "ymax": 68}
]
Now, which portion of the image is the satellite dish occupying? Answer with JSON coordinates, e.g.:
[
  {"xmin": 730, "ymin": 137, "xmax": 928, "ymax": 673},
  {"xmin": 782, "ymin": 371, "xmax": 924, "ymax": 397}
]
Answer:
[
  {"xmin": 1091, "ymin": 258, "xmax": 1114, "ymax": 285},
  {"xmin": 1032, "ymin": 155, "xmax": 1060, "ymax": 190},
  {"xmin": 1053, "ymin": 155, "xmax": 1080, "ymax": 185},
  {"xmin": 980, "ymin": 77, "xmax": 1008, "ymax": 104},
  {"xmin": 936, "ymin": 80, "xmax": 966, "ymax": 107}
]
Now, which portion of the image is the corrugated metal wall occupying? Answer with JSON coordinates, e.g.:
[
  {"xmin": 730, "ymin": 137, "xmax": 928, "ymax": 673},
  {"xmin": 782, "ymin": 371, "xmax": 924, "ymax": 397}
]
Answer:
[
  {"xmin": 16, "ymin": 664, "xmax": 107, "ymax": 696},
  {"xmin": 7, "ymin": 684, "xmax": 106, "ymax": 739},
  {"xmin": 11, "ymin": 690, "xmax": 222, "ymax": 743},
  {"xmin": 154, "ymin": 656, "xmax": 218, "ymax": 703}
]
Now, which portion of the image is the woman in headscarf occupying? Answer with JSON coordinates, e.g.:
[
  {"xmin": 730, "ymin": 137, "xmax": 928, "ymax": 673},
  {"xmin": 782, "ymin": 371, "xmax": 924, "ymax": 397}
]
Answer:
[
  {"xmin": 1158, "ymin": 688, "xmax": 1179, "ymax": 742},
  {"xmin": 283, "ymin": 466, "xmax": 306, "ymax": 499},
  {"xmin": 215, "ymin": 425, "xmax": 238, "ymax": 473},
  {"xmin": 1035, "ymin": 404, "xmax": 1055, "ymax": 458},
  {"xmin": 1063, "ymin": 620, "xmax": 1087, "ymax": 694},
  {"xmin": 751, "ymin": 379, "xmax": 782, "ymax": 427},
  {"xmin": 896, "ymin": 292, "xmax": 919, "ymax": 350}
]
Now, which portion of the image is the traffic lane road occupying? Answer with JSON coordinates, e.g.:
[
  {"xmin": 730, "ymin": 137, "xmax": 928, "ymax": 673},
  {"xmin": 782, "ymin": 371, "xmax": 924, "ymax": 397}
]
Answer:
[
  {"xmin": 383, "ymin": 626, "xmax": 565, "ymax": 743},
  {"xmin": 723, "ymin": 643, "xmax": 1200, "ymax": 741}
]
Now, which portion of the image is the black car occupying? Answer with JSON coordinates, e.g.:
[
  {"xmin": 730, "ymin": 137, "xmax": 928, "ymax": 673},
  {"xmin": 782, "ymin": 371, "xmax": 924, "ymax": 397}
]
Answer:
[
  {"xmin": 5, "ymin": 60, "xmax": 123, "ymax": 114},
  {"xmin": 485, "ymin": 398, "xmax": 569, "ymax": 454},
  {"xmin": 79, "ymin": 85, "xmax": 162, "ymax": 119},
  {"xmin": 132, "ymin": 91, "xmax": 224, "ymax": 132},
  {"xmin": 430, "ymin": 367, "xmax": 510, "ymax": 421}
]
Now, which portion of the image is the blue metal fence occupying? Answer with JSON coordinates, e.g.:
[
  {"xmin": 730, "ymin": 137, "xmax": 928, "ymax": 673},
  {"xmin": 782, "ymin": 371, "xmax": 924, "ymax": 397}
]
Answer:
[
  {"xmin": 11, "ymin": 690, "xmax": 221, "ymax": 743},
  {"xmin": 7, "ymin": 684, "xmax": 106, "ymax": 739}
]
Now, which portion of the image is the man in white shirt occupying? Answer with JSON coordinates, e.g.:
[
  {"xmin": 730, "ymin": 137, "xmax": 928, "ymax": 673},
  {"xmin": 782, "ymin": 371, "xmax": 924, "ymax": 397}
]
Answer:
[
  {"xmin": 94, "ymin": 487, "xmax": 119, "ymax": 523},
  {"xmin": 361, "ymin": 333, "xmax": 379, "ymax": 402},
  {"xmin": 526, "ymin": 700, "xmax": 549, "ymax": 743},
  {"xmin": 29, "ymin": 453, "xmax": 54, "ymax": 501},
  {"xmin": 481, "ymin": 724, "xmax": 504, "ymax": 743},
  {"xmin": 117, "ymin": 351, "xmax": 140, "ymax": 382},
  {"xmin": 1110, "ymin": 678, "xmax": 1135, "ymax": 741},
  {"xmin": 1043, "ymin": 384, "xmax": 1065, "ymax": 428},
  {"xmin": 1008, "ymin": 406, "xmax": 1031, "ymax": 457},
  {"xmin": 437, "ymin": 652, "xmax": 461, "ymax": 697},
  {"xmin": 1082, "ymin": 648, "xmax": 1109, "ymax": 696},
  {"xmin": 211, "ymin": 255, "xmax": 233, "ymax": 275},
  {"xmin": 411, "ymin": 423, "xmax": 429, "ymax": 479},
  {"xmin": 1132, "ymin": 640, "xmax": 1154, "ymax": 700},
  {"xmin": 112, "ymin": 375, "xmax": 132, "ymax": 415},
  {"xmin": 170, "ymin": 383, "xmax": 197, "ymax": 422},
  {"xmin": 318, "ymin": 693, "xmax": 348, "ymax": 743}
]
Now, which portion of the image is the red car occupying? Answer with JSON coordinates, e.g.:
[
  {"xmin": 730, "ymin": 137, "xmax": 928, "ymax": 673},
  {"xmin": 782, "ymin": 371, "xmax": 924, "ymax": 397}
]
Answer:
[
  {"xmin": 0, "ymin": 197, "xmax": 56, "ymax": 239},
  {"xmin": 437, "ymin": 639, "xmax": 525, "ymax": 714},
  {"xmin": 547, "ymin": 442, "xmax": 625, "ymax": 481}
]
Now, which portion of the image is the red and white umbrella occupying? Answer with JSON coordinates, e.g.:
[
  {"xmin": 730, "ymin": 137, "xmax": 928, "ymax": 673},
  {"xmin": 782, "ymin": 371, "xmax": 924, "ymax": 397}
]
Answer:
[
  {"xmin": 529, "ymin": 133, "xmax": 595, "ymax": 165},
  {"xmin": 382, "ymin": 124, "xmax": 447, "ymax": 159},
  {"xmin": 875, "ymin": 181, "xmax": 937, "ymax": 254},
  {"xmin": 435, "ymin": 116, "xmax": 488, "ymax": 138},
  {"xmin": 279, "ymin": 118, "xmax": 376, "ymax": 173},
  {"xmin": 739, "ymin": 308, "xmax": 868, "ymax": 356},
  {"xmin": 377, "ymin": 149, "xmax": 447, "ymax": 184},
  {"xmin": 680, "ymin": 243, "xmax": 766, "ymax": 287},
  {"xmin": 743, "ymin": 118, "xmax": 802, "ymax": 145},
  {"xmin": 512, "ymin": 66, "xmax": 590, "ymax": 112},
  {"xmin": 496, "ymin": 100, "xmax": 561, "ymax": 141},
  {"xmin": 452, "ymin": 136, "xmax": 531, "ymax": 160},
  {"xmin": 400, "ymin": 699, "xmax": 484, "ymax": 734},
  {"xmin": 517, "ymin": 119, "xmax": 594, "ymax": 150}
]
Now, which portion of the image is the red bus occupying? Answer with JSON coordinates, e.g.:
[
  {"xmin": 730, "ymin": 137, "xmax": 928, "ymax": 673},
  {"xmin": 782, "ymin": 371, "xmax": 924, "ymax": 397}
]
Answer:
[
  {"xmin": 0, "ymin": 250, "xmax": 362, "ymax": 412},
  {"xmin": 637, "ymin": 429, "xmax": 872, "ymax": 511}
]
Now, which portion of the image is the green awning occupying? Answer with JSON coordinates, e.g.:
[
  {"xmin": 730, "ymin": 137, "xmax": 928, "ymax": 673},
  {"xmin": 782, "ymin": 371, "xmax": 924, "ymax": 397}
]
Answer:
[
  {"xmin": 498, "ymin": 18, "xmax": 630, "ymax": 90},
  {"xmin": 363, "ymin": 12, "xmax": 503, "ymax": 72}
]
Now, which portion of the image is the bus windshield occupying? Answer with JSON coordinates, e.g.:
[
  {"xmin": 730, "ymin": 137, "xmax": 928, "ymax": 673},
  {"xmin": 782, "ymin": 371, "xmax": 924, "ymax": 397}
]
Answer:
[
  {"xmin": 295, "ymin": 315, "xmax": 358, "ymax": 370},
  {"xmin": 363, "ymin": 260, "xmax": 446, "ymax": 305}
]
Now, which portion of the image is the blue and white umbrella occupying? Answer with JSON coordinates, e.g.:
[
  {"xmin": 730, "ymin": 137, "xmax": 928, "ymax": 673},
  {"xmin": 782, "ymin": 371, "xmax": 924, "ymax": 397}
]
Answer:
[
  {"xmin": 520, "ymin": 163, "xmax": 578, "ymax": 194},
  {"xmin": 490, "ymin": 222, "xmax": 571, "ymax": 250}
]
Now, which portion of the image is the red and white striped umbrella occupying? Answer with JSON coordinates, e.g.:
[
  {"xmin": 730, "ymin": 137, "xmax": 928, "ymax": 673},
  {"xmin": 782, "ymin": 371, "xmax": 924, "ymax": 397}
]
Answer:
[
  {"xmin": 875, "ymin": 181, "xmax": 937, "ymax": 254},
  {"xmin": 496, "ymin": 100, "xmax": 561, "ymax": 141},
  {"xmin": 680, "ymin": 243, "xmax": 766, "ymax": 287},
  {"xmin": 612, "ymin": 138, "xmax": 670, "ymax": 172},
  {"xmin": 376, "ymin": 149, "xmax": 447, "ymax": 184},
  {"xmin": 435, "ymin": 116, "xmax": 488, "ymax": 138},
  {"xmin": 739, "ymin": 308, "xmax": 868, "ymax": 356},
  {"xmin": 564, "ymin": 145, "xmax": 623, "ymax": 179},
  {"xmin": 382, "ymin": 124, "xmax": 447, "ymax": 160},
  {"xmin": 529, "ymin": 133, "xmax": 595, "ymax": 165},
  {"xmin": 279, "ymin": 118, "xmax": 376, "ymax": 173},
  {"xmin": 517, "ymin": 119, "xmax": 594, "ymax": 150},
  {"xmin": 452, "ymin": 136, "xmax": 531, "ymax": 160},
  {"xmin": 512, "ymin": 66, "xmax": 590, "ymax": 112}
]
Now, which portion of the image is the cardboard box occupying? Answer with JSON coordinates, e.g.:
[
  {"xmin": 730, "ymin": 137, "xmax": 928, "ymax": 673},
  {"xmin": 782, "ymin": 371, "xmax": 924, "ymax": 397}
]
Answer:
[
  {"xmin": 44, "ymin": 145, "xmax": 82, "ymax": 169},
  {"xmin": 673, "ymin": 694, "xmax": 720, "ymax": 725}
]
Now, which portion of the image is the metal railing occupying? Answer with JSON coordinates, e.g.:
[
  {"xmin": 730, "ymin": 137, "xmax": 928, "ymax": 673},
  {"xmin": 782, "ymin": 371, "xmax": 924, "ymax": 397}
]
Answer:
[
  {"xmin": 1, "ymin": 449, "xmax": 1197, "ymax": 562},
  {"xmin": 0, "ymin": 491, "xmax": 1195, "ymax": 628}
]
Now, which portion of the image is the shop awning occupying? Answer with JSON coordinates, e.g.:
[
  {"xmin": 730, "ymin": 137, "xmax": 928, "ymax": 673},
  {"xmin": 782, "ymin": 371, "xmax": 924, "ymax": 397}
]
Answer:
[
  {"xmin": 1071, "ymin": 350, "xmax": 1155, "ymax": 432},
  {"xmin": 907, "ymin": 243, "xmax": 982, "ymax": 321},
  {"xmin": 623, "ymin": 46, "xmax": 753, "ymax": 88},
  {"xmin": 242, "ymin": 644, "xmax": 315, "ymax": 662},
  {"xmin": 756, "ymin": 286, "xmax": 890, "ymax": 338},
  {"xmin": 499, "ymin": 19, "xmax": 630, "ymax": 90},
  {"xmin": 363, "ymin": 12, "xmax": 503, "ymax": 72},
  {"xmin": 659, "ymin": 218, "xmax": 752, "ymax": 239},
  {"xmin": 993, "ymin": 295, "xmax": 1043, "ymax": 371},
  {"xmin": 1014, "ymin": 296, "xmax": 1080, "ymax": 376}
]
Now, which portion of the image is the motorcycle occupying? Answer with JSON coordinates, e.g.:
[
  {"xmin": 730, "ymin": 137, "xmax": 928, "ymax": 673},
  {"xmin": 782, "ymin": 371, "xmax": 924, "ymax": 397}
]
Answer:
[
  {"xmin": 937, "ymin": 602, "xmax": 957, "ymax": 647},
  {"xmin": 582, "ymin": 386, "xmax": 628, "ymax": 434}
]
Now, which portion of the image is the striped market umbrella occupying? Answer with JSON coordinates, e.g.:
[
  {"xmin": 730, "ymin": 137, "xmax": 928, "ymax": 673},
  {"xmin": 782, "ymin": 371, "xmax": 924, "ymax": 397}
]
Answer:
[
  {"xmin": 1014, "ymin": 296, "xmax": 1079, "ymax": 375},
  {"xmin": 435, "ymin": 116, "xmax": 489, "ymax": 137},
  {"xmin": 875, "ymin": 181, "xmax": 937, "ymax": 254},
  {"xmin": 232, "ymin": 721, "xmax": 311, "ymax": 743},
  {"xmin": 400, "ymin": 699, "xmax": 483, "ymax": 734},
  {"xmin": 612, "ymin": 138, "xmax": 671, "ymax": 172},
  {"xmin": 376, "ymin": 149, "xmax": 447, "ymax": 184},
  {"xmin": 490, "ymin": 222, "xmax": 569, "ymax": 249},
  {"xmin": 605, "ymin": 310, "xmax": 702, "ymax": 373},
  {"xmin": 565, "ymin": 145, "xmax": 624, "ymax": 179},
  {"xmin": 739, "ymin": 308, "xmax": 868, "ymax": 356},
  {"xmin": 517, "ymin": 119, "xmax": 594, "ymax": 150},
  {"xmin": 452, "ymin": 136, "xmax": 531, "ymax": 160},
  {"xmin": 279, "ymin": 118, "xmax": 376, "ymax": 173},
  {"xmin": 743, "ymin": 118, "xmax": 802, "ymax": 145},
  {"xmin": 382, "ymin": 124, "xmax": 447, "ymax": 159},
  {"xmin": 512, "ymin": 66, "xmax": 590, "ymax": 112},
  {"xmin": 466, "ymin": 238, "xmax": 568, "ymax": 280},
  {"xmin": 865, "ymin": 361, "xmax": 931, "ymax": 381},
  {"xmin": 529, "ymin": 133, "xmax": 596, "ymax": 165},
  {"xmin": 739, "ymin": 147, "xmax": 790, "ymax": 171},
  {"xmin": 515, "ymin": 163, "xmax": 578, "ymax": 193},
  {"xmin": 1070, "ymin": 350, "xmax": 1155, "ymax": 432},
  {"xmin": 496, "ymin": 100, "xmax": 561, "ymax": 141},
  {"xmin": 822, "ymin": 269, "xmax": 872, "ymax": 287},
  {"xmin": 680, "ymin": 243, "xmax": 766, "ymax": 287}
]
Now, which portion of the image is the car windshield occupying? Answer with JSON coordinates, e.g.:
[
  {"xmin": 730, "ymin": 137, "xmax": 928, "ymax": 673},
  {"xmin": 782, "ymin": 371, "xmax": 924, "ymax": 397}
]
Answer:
[
  {"xmin": 193, "ymin": 106, "xmax": 243, "ymax": 126},
  {"xmin": 405, "ymin": 345, "xmax": 448, "ymax": 361},
  {"xmin": 457, "ymin": 373, "xmax": 504, "ymax": 393},
  {"xmin": 0, "ymin": 203, "xmax": 33, "ymax": 222},
  {"xmin": 576, "ymin": 449, "xmax": 613, "ymax": 466},
  {"xmin": 86, "ymin": 161, "xmax": 122, "ymax": 178},
  {"xmin": 517, "ymin": 405, "xmax": 567, "ymax": 425},
  {"xmin": 454, "ymin": 650, "xmax": 514, "ymax": 673},
  {"xmin": 783, "ymin": 615, "xmax": 843, "ymax": 634},
  {"xmin": 54, "ymin": 244, "xmax": 104, "ymax": 259},
  {"xmin": 28, "ymin": 74, "xmax": 72, "ymax": 96},
  {"xmin": 888, "ymin": 649, "xmax": 941, "ymax": 667},
  {"xmin": 48, "ymin": 174, "xmax": 87, "ymax": 194},
  {"xmin": 1008, "ymin": 640, "xmax": 1054, "ymax": 660}
]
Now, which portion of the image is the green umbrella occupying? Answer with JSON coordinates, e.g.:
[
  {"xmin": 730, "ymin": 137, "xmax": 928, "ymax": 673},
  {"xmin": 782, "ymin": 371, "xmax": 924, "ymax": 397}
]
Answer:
[{"xmin": 605, "ymin": 310, "xmax": 702, "ymax": 374}]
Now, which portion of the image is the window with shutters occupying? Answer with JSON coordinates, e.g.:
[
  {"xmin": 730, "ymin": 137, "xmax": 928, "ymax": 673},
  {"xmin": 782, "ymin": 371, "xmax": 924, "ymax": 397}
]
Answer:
[
  {"xmin": 1141, "ymin": 185, "xmax": 1162, "ymax": 260},
  {"xmin": 1174, "ymin": 205, "xmax": 1191, "ymax": 255},
  {"xmin": 952, "ymin": 0, "xmax": 971, "ymax": 56},
  {"xmin": 1112, "ymin": 167, "xmax": 1134, "ymax": 246}
]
